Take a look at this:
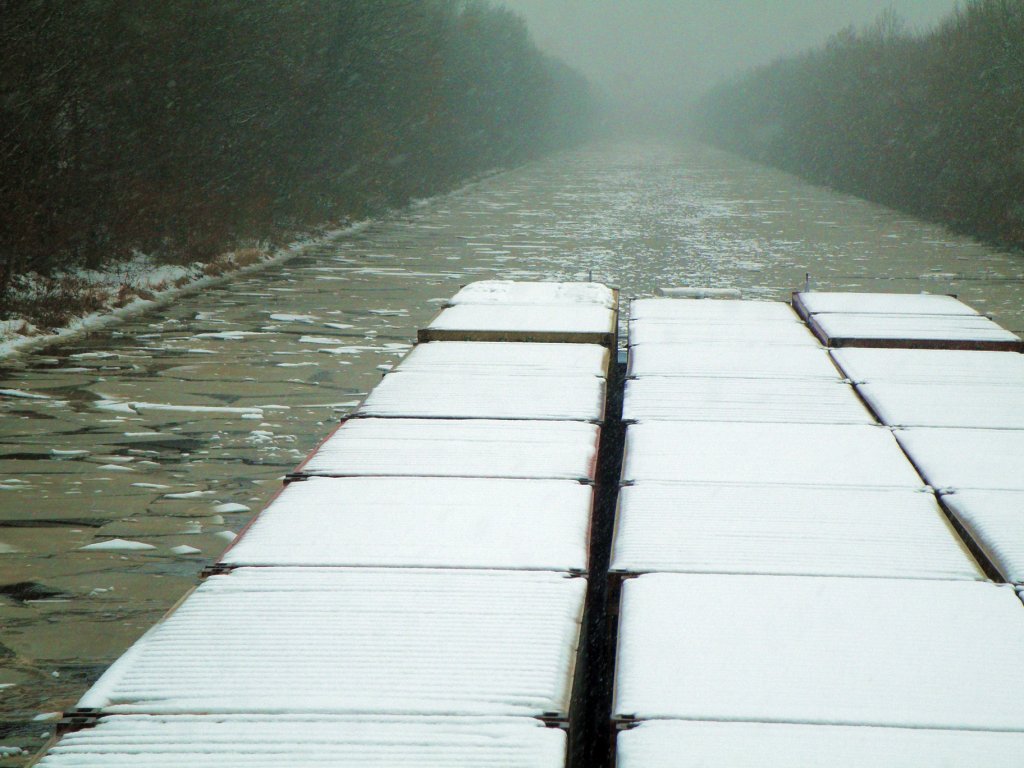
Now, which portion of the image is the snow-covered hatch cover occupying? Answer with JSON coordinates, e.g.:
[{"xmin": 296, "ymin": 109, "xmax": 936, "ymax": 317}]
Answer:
[
  {"xmin": 613, "ymin": 573, "xmax": 1024, "ymax": 730},
  {"xmin": 830, "ymin": 347, "xmax": 1024, "ymax": 386},
  {"xmin": 622, "ymin": 378, "xmax": 874, "ymax": 425},
  {"xmin": 449, "ymin": 280, "xmax": 617, "ymax": 309},
  {"xmin": 793, "ymin": 292, "xmax": 980, "ymax": 317},
  {"xmin": 628, "ymin": 318, "xmax": 819, "ymax": 347},
  {"xmin": 628, "ymin": 342, "xmax": 842, "ymax": 380},
  {"xmin": 357, "ymin": 371, "xmax": 606, "ymax": 422},
  {"xmin": 616, "ymin": 720, "xmax": 1024, "ymax": 767},
  {"xmin": 894, "ymin": 428, "xmax": 1024, "ymax": 491},
  {"xmin": 296, "ymin": 418, "xmax": 599, "ymax": 481},
  {"xmin": 810, "ymin": 313, "xmax": 1021, "ymax": 348},
  {"xmin": 396, "ymin": 341, "xmax": 610, "ymax": 378},
  {"xmin": 621, "ymin": 422, "xmax": 924, "ymax": 488},
  {"xmin": 629, "ymin": 298, "xmax": 802, "ymax": 324},
  {"xmin": 942, "ymin": 490, "xmax": 1024, "ymax": 584},
  {"xmin": 220, "ymin": 476, "xmax": 592, "ymax": 572},
  {"xmin": 420, "ymin": 304, "xmax": 617, "ymax": 344},
  {"xmin": 854, "ymin": 381, "xmax": 1024, "ymax": 429},
  {"xmin": 37, "ymin": 715, "xmax": 568, "ymax": 767},
  {"xmin": 76, "ymin": 568, "xmax": 586, "ymax": 716},
  {"xmin": 609, "ymin": 484, "xmax": 981, "ymax": 580}
]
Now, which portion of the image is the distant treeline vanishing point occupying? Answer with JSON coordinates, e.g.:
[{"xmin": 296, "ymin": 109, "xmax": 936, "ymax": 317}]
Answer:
[
  {"xmin": 0, "ymin": 1, "xmax": 592, "ymax": 295},
  {"xmin": 697, "ymin": 0, "xmax": 1024, "ymax": 251}
]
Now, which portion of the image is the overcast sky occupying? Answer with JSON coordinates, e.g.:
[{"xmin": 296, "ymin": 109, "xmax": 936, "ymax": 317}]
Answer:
[{"xmin": 499, "ymin": 0, "xmax": 961, "ymax": 111}]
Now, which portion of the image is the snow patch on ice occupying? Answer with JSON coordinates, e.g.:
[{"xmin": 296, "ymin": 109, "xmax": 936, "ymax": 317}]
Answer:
[
  {"xmin": 269, "ymin": 313, "xmax": 318, "ymax": 324},
  {"xmin": 0, "ymin": 388, "xmax": 52, "ymax": 400},
  {"xmin": 163, "ymin": 490, "xmax": 216, "ymax": 500},
  {"xmin": 247, "ymin": 431, "xmax": 275, "ymax": 445},
  {"xmin": 213, "ymin": 503, "xmax": 250, "ymax": 513},
  {"xmin": 79, "ymin": 539, "xmax": 156, "ymax": 552}
]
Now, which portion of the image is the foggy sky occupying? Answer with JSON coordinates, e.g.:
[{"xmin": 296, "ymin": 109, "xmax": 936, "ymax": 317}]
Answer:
[{"xmin": 499, "ymin": 0, "xmax": 961, "ymax": 117}]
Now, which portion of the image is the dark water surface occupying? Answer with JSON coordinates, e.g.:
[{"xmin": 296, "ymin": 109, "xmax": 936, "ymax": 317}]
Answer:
[{"xmin": 1, "ymin": 139, "xmax": 1021, "ymax": 762}]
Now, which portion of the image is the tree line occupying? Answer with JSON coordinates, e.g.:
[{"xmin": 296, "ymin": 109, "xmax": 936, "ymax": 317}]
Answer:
[
  {"xmin": 0, "ymin": 0, "xmax": 593, "ymax": 298},
  {"xmin": 695, "ymin": 0, "xmax": 1024, "ymax": 251}
]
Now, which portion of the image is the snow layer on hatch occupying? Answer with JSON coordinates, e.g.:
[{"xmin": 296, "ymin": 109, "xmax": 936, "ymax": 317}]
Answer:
[
  {"xmin": 610, "ymin": 483, "xmax": 981, "ymax": 580},
  {"xmin": 894, "ymin": 428, "xmax": 1024, "ymax": 491},
  {"xmin": 397, "ymin": 341, "xmax": 610, "ymax": 378},
  {"xmin": 622, "ymin": 422, "xmax": 923, "ymax": 488},
  {"xmin": 221, "ymin": 476, "xmax": 591, "ymax": 571},
  {"xmin": 795, "ymin": 292, "xmax": 980, "ymax": 316},
  {"xmin": 942, "ymin": 490, "xmax": 1024, "ymax": 583},
  {"xmin": 812, "ymin": 313, "xmax": 1020, "ymax": 344},
  {"xmin": 424, "ymin": 304, "xmax": 616, "ymax": 335},
  {"xmin": 358, "ymin": 371, "xmax": 606, "ymax": 422},
  {"xmin": 629, "ymin": 298, "xmax": 801, "ymax": 323},
  {"xmin": 831, "ymin": 347, "xmax": 1024, "ymax": 386},
  {"xmin": 628, "ymin": 319, "xmax": 819, "ymax": 347},
  {"xmin": 856, "ymin": 381, "xmax": 1024, "ymax": 429},
  {"xmin": 38, "ymin": 714, "xmax": 566, "ymax": 767},
  {"xmin": 616, "ymin": 720, "xmax": 1024, "ymax": 767},
  {"xmin": 613, "ymin": 573, "xmax": 1024, "ymax": 730},
  {"xmin": 450, "ymin": 280, "xmax": 617, "ymax": 308},
  {"xmin": 77, "ymin": 567, "xmax": 586, "ymax": 716},
  {"xmin": 628, "ymin": 342, "xmax": 842, "ymax": 380},
  {"xmin": 623, "ymin": 378, "xmax": 873, "ymax": 425},
  {"xmin": 300, "ymin": 418, "xmax": 599, "ymax": 481}
]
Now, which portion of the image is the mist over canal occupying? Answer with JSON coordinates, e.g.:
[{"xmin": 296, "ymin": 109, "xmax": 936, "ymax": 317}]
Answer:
[{"xmin": 1, "ymin": 137, "xmax": 1023, "ymax": 761}]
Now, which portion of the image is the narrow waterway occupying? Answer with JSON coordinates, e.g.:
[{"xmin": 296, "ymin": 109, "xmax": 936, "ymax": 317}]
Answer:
[{"xmin": 1, "ymin": 138, "xmax": 1022, "ymax": 762}]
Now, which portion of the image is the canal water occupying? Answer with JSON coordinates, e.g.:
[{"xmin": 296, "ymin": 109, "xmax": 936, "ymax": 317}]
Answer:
[{"xmin": 1, "ymin": 138, "xmax": 1022, "ymax": 762}]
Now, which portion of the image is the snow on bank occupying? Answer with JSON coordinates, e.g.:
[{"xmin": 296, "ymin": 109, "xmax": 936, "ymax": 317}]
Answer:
[{"xmin": 0, "ymin": 222, "xmax": 370, "ymax": 360}]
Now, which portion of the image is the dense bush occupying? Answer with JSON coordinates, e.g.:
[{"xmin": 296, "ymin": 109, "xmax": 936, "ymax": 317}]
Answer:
[
  {"xmin": 0, "ymin": 0, "xmax": 593, "ymax": 298},
  {"xmin": 695, "ymin": 1, "xmax": 1024, "ymax": 250}
]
